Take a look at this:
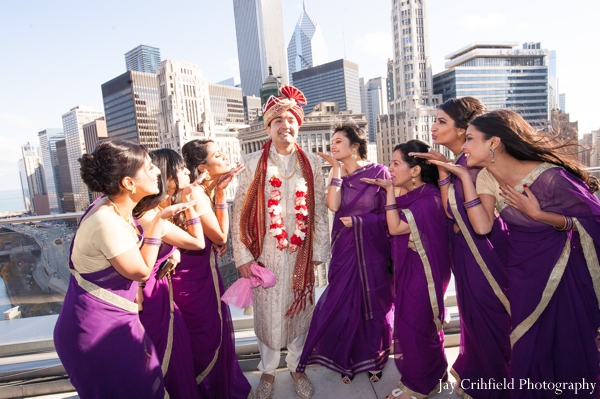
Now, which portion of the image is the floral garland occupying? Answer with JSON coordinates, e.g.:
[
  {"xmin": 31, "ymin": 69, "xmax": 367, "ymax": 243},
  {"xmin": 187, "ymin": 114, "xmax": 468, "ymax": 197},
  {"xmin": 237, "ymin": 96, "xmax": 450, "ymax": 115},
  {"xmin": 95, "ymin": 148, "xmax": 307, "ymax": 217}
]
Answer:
[{"xmin": 267, "ymin": 165, "xmax": 309, "ymax": 253}]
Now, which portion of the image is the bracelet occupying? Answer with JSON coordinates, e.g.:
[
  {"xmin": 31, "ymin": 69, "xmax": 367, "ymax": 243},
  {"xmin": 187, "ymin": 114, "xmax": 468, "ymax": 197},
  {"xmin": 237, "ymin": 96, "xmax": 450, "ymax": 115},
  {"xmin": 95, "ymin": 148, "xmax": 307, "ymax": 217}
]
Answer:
[
  {"xmin": 384, "ymin": 204, "xmax": 398, "ymax": 211},
  {"xmin": 215, "ymin": 203, "xmax": 228, "ymax": 210},
  {"xmin": 329, "ymin": 180, "xmax": 342, "ymax": 187},
  {"xmin": 185, "ymin": 217, "xmax": 200, "ymax": 226},
  {"xmin": 464, "ymin": 198, "xmax": 482, "ymax": 209},
  {"xmin": 143, "ymin": 237, "xmax": 162, "ymax": 246},
  {"xmin": 138, "ymin": 282, "xmax": 146, "ymax": 288},
  {"xmin": 554, "ymin": 215, "xmax": 574, "ymax": 231},
  {"xmin": 438, "ymin": 176, "xmax": 451, "ymax": 187}
]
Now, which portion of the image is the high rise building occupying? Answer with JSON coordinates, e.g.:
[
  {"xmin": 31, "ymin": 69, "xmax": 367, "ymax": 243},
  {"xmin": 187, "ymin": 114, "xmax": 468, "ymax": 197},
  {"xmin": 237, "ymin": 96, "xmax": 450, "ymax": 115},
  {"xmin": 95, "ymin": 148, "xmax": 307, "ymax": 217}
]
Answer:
[
  {"xmin": 157, "ymin": 60, "xmax": 214, "ymax": 152},
  {"xmin": 360, "ymin": 77, "xmax": 388, "ymax": 142},
  {"xmin": 21, "ymin": 142, "xmax": 49, "ymax": 215},
  {"xmin": 292, "ymin": 59, "xmax": 362, "ymax": 114},
  {"xmin": 233, "ymin": 0, "xmax": 287, "ymax": 96},
  {"xmin": 432, "ymin": 42, "xmax": 550, "ymax": 125},
  {"xmin": 17, "ymin": 159, "xmax": 31, "ymax": 211},
  {"xmin": 209, "ymin": 83, "xmax": 245, "ymax": 125},
  {"xmin": 386, "ymin": 58, "xmax": 394, "ymax": 103},
  {"xmin": 55, "ymin": 139, "xmax": 74, "ymax": 213},
  {"xmin": 559, "ymin": 93, "xmax": 566, "ymax": 113},
  {"xmin": 125, "ymin": 45, "xmax": 161, "ymax": 74},
  {"xmin": 287, "ymin": 4, "xmax": 328, "ymax": 85},
  {"xmin": 101, "ymin": 71, "xmax": 161, "ymax": 149},
  {"xmin": 579, "ymin": 132, "xmax": 593, "ymax": 167},
  {"xmin": 243, "ymin": 95, "xmax": 262, "ymax": 124},
  {"xmin": 61, "ymin": 106, "xmax": 105, "ymax": 212},
  {"xmin": 37, "ymin": 129, "xmax": 64, "ymax": 214},
  {"xmin": 82, "ymin": 117, "xmax": 108, "ymax": 155},
  {"xmin": 548, "ymin": 50, "xmax": 558, "ymax": 111},
  {"xmin": 378, "ymin": 0, "xmax": 443, "ymax": 166}
]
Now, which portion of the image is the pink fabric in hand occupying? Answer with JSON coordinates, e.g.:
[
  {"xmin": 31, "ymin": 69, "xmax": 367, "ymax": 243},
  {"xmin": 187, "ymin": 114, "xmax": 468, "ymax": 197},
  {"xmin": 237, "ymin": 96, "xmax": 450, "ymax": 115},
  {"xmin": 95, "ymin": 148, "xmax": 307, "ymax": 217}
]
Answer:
[{"xmin": 221, "ymin": 263, "xmax": 276, "ymax": 309}]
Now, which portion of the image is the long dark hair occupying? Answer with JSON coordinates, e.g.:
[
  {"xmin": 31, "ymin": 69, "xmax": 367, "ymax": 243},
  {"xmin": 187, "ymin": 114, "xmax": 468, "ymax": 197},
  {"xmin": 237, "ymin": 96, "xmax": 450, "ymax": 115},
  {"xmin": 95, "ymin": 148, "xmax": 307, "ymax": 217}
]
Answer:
[
  {"xmin": 182, "ymin": 139, "xmax": 214, "ymax": 181},
  {"xmin": 471, "ymin": 110, "xmax": 599, "ymax": 193},
  {"xmin": 439, "ymin": 97, "xmax": 486, "ymax": 130},
  {"xmin": 394, "ymin": 140, "xmax": 439, "ymax": 186},
  {"xmin": 79, "ymin": 139, "xmax": 148, "ymax": 196},
  {"xmin": 134, "ymin": 149, "xmax": 186, "ymax": 226},
  {"xmin": 332, "ymin": 122, "xmax": 368, "ymax": 160}
]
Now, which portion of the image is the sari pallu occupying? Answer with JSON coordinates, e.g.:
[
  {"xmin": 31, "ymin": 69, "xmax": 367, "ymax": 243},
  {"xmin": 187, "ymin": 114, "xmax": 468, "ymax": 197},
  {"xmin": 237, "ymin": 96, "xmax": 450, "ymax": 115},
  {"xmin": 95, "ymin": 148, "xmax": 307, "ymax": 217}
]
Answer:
[
  {"xmin": 392, "ymin": 184, "xmax": 451, "ymax": 399},
  {"xmin": 139, "ymin": 243, "xmax": 199, "ymax": 399},
  {"xmin": 297, "ymin": 163, "xmax": 394, "ymax": 377},
  {"xmin": 493, "ymin": 164, "xmax": 600, "ymax": 399},
  {"xmin": 171, "ymin": 236, "xmax": 252, "ymax": 399},
  {"xmin": 54, "ymin": 203, "xmax": 165, "ymax": 399},
  {"xmin": 447, "ymin": 154, "xmax": 511, "ymax": 399}
]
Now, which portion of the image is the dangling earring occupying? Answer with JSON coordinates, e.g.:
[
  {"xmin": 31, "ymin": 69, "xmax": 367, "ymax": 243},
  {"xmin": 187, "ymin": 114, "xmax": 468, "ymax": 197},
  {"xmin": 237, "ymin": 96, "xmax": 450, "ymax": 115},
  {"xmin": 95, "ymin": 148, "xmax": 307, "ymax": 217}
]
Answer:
[
  {"xmin": 412, "ymin": 176, "xmax": 416, "ymax": 189},
  {"xmin": 131, "ymin": 186, "xmax": 136, "ymax": 195},
  {"xmin": 457, "ymin": 131, "xmax": 464, "ymax": 139},
  {"xmin": 351, "ymin": 149, "xmax": 357, "ymax": 159},
  {"xmin": 202, "ymin": 169, "xmax": 211, "ymax": 181},
  {"xmin": 489, "ymin": 148, "xmax": 495, "ymax": 163}
]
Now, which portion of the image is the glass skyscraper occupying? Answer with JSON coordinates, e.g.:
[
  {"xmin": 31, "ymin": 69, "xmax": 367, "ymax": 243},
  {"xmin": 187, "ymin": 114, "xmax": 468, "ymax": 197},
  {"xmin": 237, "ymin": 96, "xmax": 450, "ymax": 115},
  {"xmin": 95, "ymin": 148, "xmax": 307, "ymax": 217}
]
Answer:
[
  {"xmin": 433, "ymin": 42, "xmax": 550, "ymax": 124},
  {"xmin": 124, "ymin": 45, "xmax": 161, "ymax": 74}
]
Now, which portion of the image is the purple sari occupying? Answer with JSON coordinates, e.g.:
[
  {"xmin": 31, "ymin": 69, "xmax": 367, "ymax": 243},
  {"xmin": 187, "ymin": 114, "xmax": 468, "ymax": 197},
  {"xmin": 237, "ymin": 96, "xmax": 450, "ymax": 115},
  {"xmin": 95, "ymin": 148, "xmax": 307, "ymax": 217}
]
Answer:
[
  {"xmin": 392, "ymin": 184, "xmax": 451, "ymax": 398},
  {"xmin": 494, "ymin": 164, "xmax": 600, "ymax": 399},
  {"xmin": 171, "ymin": 236, "xmax": 252, "ymax": 399},
  {"xmin": 54, "ymin": 202, "xmax": 165, "ymax": 399},
  {"xmin": 447, "ymin": 154, "xmax": 511, "ymax": 399},
  {"xmin": 139, "ymin": 242, "xmax": 199, "ymax": 399},
  {"xmin": 297, "ymin": 163, "xmax": 394, "ymax": 377}
]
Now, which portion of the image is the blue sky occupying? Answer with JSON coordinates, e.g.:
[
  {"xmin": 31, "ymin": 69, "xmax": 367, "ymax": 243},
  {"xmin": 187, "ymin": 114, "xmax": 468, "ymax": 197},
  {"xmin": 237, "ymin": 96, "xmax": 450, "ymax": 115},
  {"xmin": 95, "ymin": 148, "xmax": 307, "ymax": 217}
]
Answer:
[{"xmin": 1, "ymin": 0, "xmax": 598, "ymax": 190}]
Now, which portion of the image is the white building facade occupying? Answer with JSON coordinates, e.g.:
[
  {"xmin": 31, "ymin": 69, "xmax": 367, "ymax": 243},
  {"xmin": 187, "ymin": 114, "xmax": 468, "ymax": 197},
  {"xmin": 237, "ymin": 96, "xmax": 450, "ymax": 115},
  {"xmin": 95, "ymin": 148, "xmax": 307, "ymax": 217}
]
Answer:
[
  {"xmin": 37, "ymin": 129, "xmax": 64, "ymax": 214},
  {"xmin": 61, "ymin": 106, "xmax": 105, "ymax": 212}
]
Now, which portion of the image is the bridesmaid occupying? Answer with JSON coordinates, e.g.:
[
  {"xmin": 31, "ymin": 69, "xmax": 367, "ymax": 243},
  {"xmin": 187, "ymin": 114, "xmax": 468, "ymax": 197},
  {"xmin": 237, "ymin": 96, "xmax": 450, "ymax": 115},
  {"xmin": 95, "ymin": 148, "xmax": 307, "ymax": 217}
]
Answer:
[
  {"xmin": 134, "ymin": 149, "xmax": 209, "ymax": 399},
  {"xmin": 364, "ymin": 140, "xmax": 451, "ymax": 399},
  {"xmin": 432, "ymin": 110, "xmax": 600, "ymax": 399},
  {"xmin": 412, "ymin": 98, "xmax": 511, "ymax": 399},
  {"xmin": 54, "ymin": 139, "xmax": 192, "ymax": 398},
  {"xmin": 296, "ymin": 122, "xmax": 394, "ymax": 383},
  {"xmin": 176, "ymin": 139, "xmax": 252, "ymax": 399}
]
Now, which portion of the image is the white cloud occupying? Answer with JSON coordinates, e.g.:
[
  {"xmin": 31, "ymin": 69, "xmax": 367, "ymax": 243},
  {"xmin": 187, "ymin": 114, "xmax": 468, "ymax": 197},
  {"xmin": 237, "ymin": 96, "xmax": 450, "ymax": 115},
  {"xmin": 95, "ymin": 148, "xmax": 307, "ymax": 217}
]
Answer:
[
  {"xmin": 354, "ymin": 31, "xmax": 392, "ymax": 59},
  {"xmin": 457, "ymin": 13, "xmax": 507, "ymax": 31}
]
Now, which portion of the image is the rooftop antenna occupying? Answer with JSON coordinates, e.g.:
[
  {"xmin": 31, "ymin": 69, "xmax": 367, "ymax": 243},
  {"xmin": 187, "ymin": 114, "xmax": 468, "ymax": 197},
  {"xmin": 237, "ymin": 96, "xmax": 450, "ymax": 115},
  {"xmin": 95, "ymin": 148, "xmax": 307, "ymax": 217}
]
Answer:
[{"xmin": 343, "ymin": 29, "xmax": 347, "ymax": 59}]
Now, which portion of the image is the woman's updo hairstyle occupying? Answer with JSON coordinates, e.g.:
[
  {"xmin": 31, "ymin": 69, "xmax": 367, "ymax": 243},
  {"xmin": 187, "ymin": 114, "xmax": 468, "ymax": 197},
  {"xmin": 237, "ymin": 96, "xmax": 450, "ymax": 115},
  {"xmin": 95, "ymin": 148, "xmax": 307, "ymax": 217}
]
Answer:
[
  {"xmin": 439, "ymin": 97, "xmax": 486, "ymax": 131},
  {"xmin": 332, "ymin": 121, "xmax": 368, "ymax": 160},
  {"xmin": 393, "ymin": 140, "xmax": 440, "ymax": 186},
  {"xmin": 79, "ymin": 139, "xmax": 148, "ymax": 196},
  {"xmin": 182, "ymin": 139, "xmax": 214, "ymax": 181}
]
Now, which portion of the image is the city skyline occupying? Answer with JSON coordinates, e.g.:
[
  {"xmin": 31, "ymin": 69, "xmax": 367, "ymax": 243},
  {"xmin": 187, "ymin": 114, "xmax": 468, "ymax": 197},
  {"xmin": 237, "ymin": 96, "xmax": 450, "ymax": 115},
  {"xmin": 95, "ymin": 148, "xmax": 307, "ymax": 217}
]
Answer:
[{"xmin": 1, "ymin": 0, "xmax": 598, "ymax": 190}]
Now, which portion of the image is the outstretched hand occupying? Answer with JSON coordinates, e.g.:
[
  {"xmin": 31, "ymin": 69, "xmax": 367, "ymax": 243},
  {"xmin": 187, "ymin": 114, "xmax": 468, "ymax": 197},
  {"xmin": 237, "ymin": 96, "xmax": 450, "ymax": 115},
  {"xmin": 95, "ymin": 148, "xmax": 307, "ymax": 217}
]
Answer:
[
  {"xmin": 216, "ymin": 164, "xmax": 245, "ymax": 190},
  {"xmin": 408, "ymin": 149, "xmax": 447, "ymax": 163},
  {"xmin": 428, "ymin": 159, "xmax": 470, "ymax": 180},
  {"xmin": 317, "ymin": 152, "xmax": 340, "ymax": 168},
  {"xmin": 158, "ymin": 201, "xmax": 196, "ymax": 220},
  {"xmin": 181, "ymin": 172, "xmax": 208, "ymax": 202},
  {"xmin": 360, "ymin": 177, "xmax": 394, "ymax": 191}
]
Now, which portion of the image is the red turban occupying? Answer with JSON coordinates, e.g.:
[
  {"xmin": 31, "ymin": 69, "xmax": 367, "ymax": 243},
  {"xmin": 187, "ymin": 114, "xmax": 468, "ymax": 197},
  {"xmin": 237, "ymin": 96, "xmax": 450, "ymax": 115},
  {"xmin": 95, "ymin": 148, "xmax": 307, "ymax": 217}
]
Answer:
[{"xmin": 262, "ymin": 85, "xmax": 307, "ymax": 128}]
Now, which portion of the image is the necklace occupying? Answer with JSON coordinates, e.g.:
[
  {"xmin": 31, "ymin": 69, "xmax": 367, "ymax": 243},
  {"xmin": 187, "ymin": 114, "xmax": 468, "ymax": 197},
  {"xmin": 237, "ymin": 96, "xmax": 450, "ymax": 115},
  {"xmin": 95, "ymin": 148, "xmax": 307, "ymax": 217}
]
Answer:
[
  {"xmin": 107, "ymin": 197, "xmax": 141, "ymax": 235},
  {"xmin": 268, "ymin": 154, "xmax": 298, "ymax": 180}
]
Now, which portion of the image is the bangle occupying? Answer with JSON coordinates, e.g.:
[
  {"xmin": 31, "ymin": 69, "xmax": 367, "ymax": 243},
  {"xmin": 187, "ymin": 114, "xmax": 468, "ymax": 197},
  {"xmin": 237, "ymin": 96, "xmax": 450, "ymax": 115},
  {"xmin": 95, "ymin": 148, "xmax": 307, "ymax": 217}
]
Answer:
[
  {"xmin": 554, "ymin": 215, "xmax": 573, "ymax": 231},
  {"xmin": 438, "ymin": 176, "xmax": 451, "ymax": 187},
  {"xmin": 138, "ymin": 282, "xmax": 146, "ymax": 288},
  {"xmin": 464, "ymin": 198, "xmax": 482, "ymax": 209},
  {"xmin": 215, "ymin": 203, "xmax": 228, "ymax": 210},
  {"xmin": 329, "ymin": 180, "xmax": 342, "ymax": 187},
  {"xmin": 186, "ymin": 217, "xmax": 200, "ymax": 226},
  {"xmin": 384, "ymin": 204, "xmax": 398, "ymax": 211},
  {"xmin": 143, "ymin": 237, "xmax": 162, "ymax": 246}
]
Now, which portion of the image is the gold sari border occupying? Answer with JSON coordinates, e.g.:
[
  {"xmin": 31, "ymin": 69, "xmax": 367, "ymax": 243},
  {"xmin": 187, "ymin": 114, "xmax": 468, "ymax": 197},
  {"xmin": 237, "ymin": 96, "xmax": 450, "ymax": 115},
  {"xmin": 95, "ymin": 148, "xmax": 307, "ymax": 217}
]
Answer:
[
  {"xmin": 197, "ymin": 248, "xmax": 224, "ymax": 384},
  {"xmin": 401, "ymin": 209, "xmax": 443, "ymax": 333},
  {"xmin": 161, "ymin": 275, "xmax": 175, "ymax": 377},
  {"xmin": 448, "ymin": 184, "xmax": 511, "ymax": 316},
  {"xmin": 450, "ymin": 369, "xmax": 475, "ymax": 399},
  {"xmin": 573, "ymin": 218, "xmax": 600, "ymax": 308},
  {"xmin": 510, "ymin": 237, "xmax": 571, "ymax": 348},
  {"xmin": 353, "ymin": 216, "xmax": 373, "ymax": 320},
  {"xmin": 397, "ymin": 370, "xmax": 447, "ymax": 399},
  {"xmin": 70, "ymin": 269, "xmax": 138, "ymax": 313},
  {"xmin": 496, "ymin": 163, "xmax": 559, "ymax": 213}
]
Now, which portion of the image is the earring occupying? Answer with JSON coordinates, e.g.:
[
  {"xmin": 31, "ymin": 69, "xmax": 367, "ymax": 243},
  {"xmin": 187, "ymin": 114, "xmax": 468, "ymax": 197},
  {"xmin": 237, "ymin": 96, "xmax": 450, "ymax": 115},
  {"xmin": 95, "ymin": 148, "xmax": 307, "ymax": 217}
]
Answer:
[
  {"xmin": 412, "ymin": 177, "xmax": 416, "ymax": 189},
  {"xmin": 131, "ymin": 186, "xmax": 136, "ymax": 195},
  {"xmin": 457, "ymin": 131, "xmax": 463, "ymax": 139},
  {"xmin": 202, "ymin": 170, "xmax": 211, "ymax": 181},
  {"xmin": 489, "ymin": 148, "xmax": 495, "ymax": 163},
  {"xmin": 351, "ymin": 149, "xmax": 357, "ymax": 159}
]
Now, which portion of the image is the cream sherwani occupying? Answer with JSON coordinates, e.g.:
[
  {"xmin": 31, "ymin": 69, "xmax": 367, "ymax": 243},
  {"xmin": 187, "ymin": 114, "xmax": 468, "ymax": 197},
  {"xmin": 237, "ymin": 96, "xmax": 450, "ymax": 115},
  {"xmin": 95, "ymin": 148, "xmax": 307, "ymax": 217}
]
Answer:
[{"xmin": 232, "ymin": 145, "xmax": 330, "ymax": 352}]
